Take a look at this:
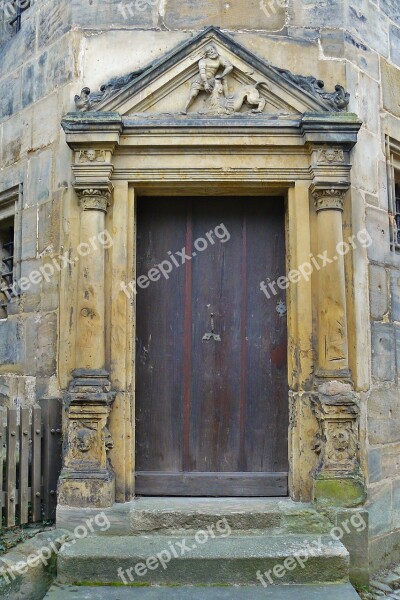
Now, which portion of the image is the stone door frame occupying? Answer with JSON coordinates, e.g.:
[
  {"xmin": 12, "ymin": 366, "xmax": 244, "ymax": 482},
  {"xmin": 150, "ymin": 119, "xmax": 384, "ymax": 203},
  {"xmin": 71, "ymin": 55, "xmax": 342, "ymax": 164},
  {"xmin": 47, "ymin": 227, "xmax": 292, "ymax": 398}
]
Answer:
[{"xmin": 57, "ymin": 111, "xmax": 367, "ymax": 509}]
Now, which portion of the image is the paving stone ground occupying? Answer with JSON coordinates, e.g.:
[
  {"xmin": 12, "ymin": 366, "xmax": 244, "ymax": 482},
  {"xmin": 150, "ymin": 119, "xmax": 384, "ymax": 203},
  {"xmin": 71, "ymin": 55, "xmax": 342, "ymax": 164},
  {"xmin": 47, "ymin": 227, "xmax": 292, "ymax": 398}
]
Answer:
[{"xmin": 360, "ymin": 564, "xmax": 400, "ymax": 599}]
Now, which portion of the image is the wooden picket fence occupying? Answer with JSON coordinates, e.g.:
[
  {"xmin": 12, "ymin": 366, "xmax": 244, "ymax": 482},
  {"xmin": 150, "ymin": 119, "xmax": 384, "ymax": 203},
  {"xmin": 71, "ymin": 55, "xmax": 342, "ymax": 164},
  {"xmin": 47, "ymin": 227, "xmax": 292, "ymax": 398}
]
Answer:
[{"xmin": 0, "ymin": 398, "xmax": 62, "ymax": 529}]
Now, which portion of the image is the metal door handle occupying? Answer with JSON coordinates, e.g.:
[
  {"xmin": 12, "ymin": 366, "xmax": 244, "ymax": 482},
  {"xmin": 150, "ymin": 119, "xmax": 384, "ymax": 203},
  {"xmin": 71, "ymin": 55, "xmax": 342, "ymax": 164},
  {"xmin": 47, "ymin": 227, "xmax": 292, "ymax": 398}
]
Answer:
[{"xmin": 202, "ymin": 313, "xmax": 221, "ymax": 342}]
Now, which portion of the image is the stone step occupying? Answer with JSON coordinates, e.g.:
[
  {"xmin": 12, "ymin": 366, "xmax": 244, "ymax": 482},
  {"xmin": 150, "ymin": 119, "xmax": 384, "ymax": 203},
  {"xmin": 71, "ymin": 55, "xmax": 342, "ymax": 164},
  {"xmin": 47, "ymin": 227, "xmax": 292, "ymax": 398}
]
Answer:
[
  {"xmin": 45, "ymin": 583, "xmax": 361, "ymax": 599},
  {"xmin": 57, "ymin": 498, "xmax": 334, "ymax": 536},
  {"xmin": 57, "ymin": 534, "xmax": 349, "ymax": 586}
]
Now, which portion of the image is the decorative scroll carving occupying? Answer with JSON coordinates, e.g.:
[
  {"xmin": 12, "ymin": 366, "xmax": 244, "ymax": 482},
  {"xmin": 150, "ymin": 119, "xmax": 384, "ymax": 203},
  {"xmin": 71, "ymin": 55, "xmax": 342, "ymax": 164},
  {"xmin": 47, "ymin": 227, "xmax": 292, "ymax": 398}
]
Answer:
[
  {"xmin": 313, "ymin": 188, "xmax": 345, "ymax": 212},
  {"xmin": 74, "ymin": 65, "xmax": 153, "ymax": 111},
  {"xmin": 76, "ymin": 188, "xmax": 112, "ymax": 213},
  {"xmin": 274, "ymin": 68, "xmax": 350, "ymax": 111},
  {"xmin": 78, "ymin": 149, "xmax": 106, "ymax": 163},
  {"xmin": 318, "ymin": 148, "xmax": 344, "ymax": 163}
]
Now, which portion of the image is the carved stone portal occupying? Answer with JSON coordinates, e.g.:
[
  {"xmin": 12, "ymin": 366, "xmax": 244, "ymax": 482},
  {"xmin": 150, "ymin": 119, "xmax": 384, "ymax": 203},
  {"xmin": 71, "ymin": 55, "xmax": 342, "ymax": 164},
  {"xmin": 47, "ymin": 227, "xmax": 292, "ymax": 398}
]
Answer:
[{"xmin": 312, "ymin": 381, "xmax": 366, "ymax": 508}]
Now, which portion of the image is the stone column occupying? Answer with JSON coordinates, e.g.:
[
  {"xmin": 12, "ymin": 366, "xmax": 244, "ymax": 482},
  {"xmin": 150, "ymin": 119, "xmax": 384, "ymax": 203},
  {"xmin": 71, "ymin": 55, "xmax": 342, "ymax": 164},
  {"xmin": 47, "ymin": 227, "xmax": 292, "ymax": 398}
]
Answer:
[
  {"xmin": 310, "ymin": 184, "xmax": 365, "ymax": 508},
  {"xmin": 58, "ymin": 182, "xmax": 116, "ymax": 508},
  {"xmin": 312, "ymin": 185, "xmax": 350, "ymax": 378}
]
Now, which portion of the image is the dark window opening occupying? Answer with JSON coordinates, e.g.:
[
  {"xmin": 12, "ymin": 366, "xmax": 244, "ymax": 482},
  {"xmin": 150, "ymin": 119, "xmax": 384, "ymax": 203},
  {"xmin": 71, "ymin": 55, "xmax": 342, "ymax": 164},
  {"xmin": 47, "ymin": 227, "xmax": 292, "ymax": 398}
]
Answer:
[
  {"xmin": 0, "ymin": 218, "xmax": 15, "ymax": 319},
  {"xmin": 8, "ymin": 1, "xmax": 31, "ymax": 34},
  {"xmin": 395, "ymin": 183, "xmax": 400, "ymax": 248}
]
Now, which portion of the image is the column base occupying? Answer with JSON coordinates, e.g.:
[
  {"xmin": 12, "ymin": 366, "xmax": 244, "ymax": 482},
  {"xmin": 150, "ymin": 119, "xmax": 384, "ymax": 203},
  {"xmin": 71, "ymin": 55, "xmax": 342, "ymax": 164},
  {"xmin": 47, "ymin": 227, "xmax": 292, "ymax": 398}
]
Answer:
[
  {"xmin": 313, "ymin": 471, "xmax": 367, "ymax": 509},
  {"xmin": 58, "ymin": 468, "xmax": 115, "ymax": 508}
]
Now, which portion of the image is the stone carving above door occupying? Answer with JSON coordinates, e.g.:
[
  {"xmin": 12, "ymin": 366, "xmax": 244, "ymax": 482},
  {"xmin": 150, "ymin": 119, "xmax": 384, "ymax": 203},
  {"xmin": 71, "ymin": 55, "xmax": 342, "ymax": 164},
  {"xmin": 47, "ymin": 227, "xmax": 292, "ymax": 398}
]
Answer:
[{"xmin": 73, "ymin": 26, "xmax": 350, "ymax": 117}]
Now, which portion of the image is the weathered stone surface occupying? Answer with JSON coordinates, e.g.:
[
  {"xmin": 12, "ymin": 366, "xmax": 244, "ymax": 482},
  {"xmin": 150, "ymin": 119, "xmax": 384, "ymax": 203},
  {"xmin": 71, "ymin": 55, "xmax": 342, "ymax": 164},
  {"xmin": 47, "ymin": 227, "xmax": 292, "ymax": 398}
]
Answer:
[
  {"xmin": 365, "ymin": 206, "xmax": 390, "ymax": 263},
  {"xmin": 21, "ymin": 206, "xmax": 38, "ymax": 261},
  {"xmin": 289, "ymin": 0, "xmax": 345, "ymax": 30},
  {"xmin": 382, "ymin": 443, "xmax": 400, "ymax": 480},
  {"xmin": 352, "ymin": 131, "xmax": 380, "ymax": 195},
  {"xmin": 71, "ymin": 0, "xmax": 158, "ymax": 28},
  {"xmin": 0, "ymin": 13, "xmax": 36, "ymax": 78},
  {"xmin": 26, "ymin": 149, "xmax": 53, "ymax": 207},
  {"xmin": 1, "ymin": 111, "xmax": 32, "ymax": 167},
  {"xmin": 367, "ymin": 481, "xmax": 393, "ymax": 537},
  {"xmin": 368, "ymin": 387, "xmax": 400, "ymax": 444},
  {"xmin": 21, "ymin": 41, "xmax": 74, "ymax": 112},
  {"xmin": 348, "ymin": 0, "xmax": 389, "ymax": 58},
  {"xmin": 381, "ymin": 0, "xmax": 400, "ymax": 27},
  {"xmin": 38, "ymin": 0, "xmax": 72, "ymax": 48},
  {"xmin": 0, "ymin": 528, "xmax": 70, "ymax": 600},
  {"xmin": 0, "ymin": 72, "xmax": 21, "ymax": 122},
  {"xmin": 393, "ymin": 479, "xmax": 400, "ymax": 530},
  {"xmin": 390, "ymin": 25, "xmax": 400, "ymax": 67},
  {"xmin": 57, "ymin": 534, "xmax": 349, "ymax": 585},
  {"xmin": 43, "ymin": 584, "xmax": 362, "ymax": 600},
  {"xmin": 0, "ymin": 319, "xmax": 23, "ymax": 366},
  {"xmin": 391, "ymin": 271, "xmax": 400, "ymax": 321},
  {"xmin": 369, "ymin": 265, "xmax": 389, "ymax": 320},
  {"xmin": 32, "ymin": 93, "xmax": 59, "ymax": 151},
  {"xmin": 43, "ymin": 584, "xmax": 362, "ymax": 599},
  {"xmin": 164, "ymin": 0, "xmax": 286, "ymax": 31},
  {"xmin": 381, "ymin": 58, "xmax": 400, "ymax": 118},
  {"xmin": 395, "ymin": 326, "xmax": 400, "ymax": 379},
  {"xmin": 37, "ymin": 312, "xmax": 58, "ymax": 376},
  {"xmin": 368, "ymin": 448, "xmax": 382, "ymax": 484},
  {"xmin": 328, "ymin": 508, "xmax": 369, "ymax": 588},
  {"xmin": 371, "ymin": 323, "xmax": 395, "ymax": 382}
]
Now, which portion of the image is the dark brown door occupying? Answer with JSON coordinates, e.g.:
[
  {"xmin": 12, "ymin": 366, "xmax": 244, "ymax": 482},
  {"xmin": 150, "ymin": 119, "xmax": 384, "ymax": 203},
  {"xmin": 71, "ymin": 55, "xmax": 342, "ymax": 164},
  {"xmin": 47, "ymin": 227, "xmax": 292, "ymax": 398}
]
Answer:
[{"xmin": 135, "ymin": 196, "xmax": 288, "ymax": 496}]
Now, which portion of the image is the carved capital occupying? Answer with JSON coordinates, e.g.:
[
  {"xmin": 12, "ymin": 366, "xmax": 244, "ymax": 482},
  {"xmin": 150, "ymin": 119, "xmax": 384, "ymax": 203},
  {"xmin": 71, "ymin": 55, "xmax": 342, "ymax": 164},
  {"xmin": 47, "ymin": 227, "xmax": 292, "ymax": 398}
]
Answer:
[
  {"xmin": 76, "ymin": 187, "xmax": 113, "ymax": 213},
  {"xmin": 313, "ymin": 188, "xmax": 346, "ymax": 212}
]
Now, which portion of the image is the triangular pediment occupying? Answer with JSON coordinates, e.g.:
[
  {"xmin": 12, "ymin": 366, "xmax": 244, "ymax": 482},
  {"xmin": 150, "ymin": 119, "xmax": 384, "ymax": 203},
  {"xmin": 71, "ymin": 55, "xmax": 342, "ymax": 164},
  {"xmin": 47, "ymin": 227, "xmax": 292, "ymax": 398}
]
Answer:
[{"xmin": 74, "ymin": 27, "xmax": 350, "ymax": 117}]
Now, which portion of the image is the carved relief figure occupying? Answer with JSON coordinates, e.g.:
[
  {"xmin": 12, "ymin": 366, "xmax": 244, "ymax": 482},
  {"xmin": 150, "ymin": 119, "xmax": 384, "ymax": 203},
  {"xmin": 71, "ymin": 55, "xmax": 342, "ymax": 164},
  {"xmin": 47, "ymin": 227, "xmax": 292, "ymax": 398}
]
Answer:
[
  {"xmin": 183, "ymin": 44, "xmax": 233, "ymax": 114},
  {"xmin": 208, "ymin": 78, "xmax": 267, "ymax": 115}
]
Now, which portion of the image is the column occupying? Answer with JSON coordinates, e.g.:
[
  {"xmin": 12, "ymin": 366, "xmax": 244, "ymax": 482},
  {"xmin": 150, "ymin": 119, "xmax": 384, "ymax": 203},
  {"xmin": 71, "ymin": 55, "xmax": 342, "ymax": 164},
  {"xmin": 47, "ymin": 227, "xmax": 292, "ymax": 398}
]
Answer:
[
  {"xmin": 310, "ymin": 183, "xmax": 365, "ymax": 508},
  {"xmin": 312, "ymin": 185, "xmax": 349, "ymax": 378},
  {"xmin": 58, "ymin": 184, "xmax": 116, "ymax": 508}
]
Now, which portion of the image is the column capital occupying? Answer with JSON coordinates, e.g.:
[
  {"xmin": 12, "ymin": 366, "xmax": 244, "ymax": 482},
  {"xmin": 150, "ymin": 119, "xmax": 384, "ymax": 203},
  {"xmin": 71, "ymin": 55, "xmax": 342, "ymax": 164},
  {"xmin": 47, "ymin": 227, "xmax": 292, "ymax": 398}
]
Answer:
[
  {"xmin": 75, "ymin": 185, "xmax": 113, "ymax": 213},
  {"xmin": 311, "ymin": 185, "xmax": 348, "ymax": 212}
]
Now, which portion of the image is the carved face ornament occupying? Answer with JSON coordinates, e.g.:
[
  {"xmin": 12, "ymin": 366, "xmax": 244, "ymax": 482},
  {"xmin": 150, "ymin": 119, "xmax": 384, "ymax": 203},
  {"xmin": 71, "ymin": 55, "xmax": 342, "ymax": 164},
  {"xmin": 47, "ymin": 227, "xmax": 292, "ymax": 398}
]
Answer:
[
  {"xmin": 332, "ymin": 427, "xmax": 350, "ymax": 453},
  {"xmin": 86, "ymin": 149, "xmax": 97, "ymax": 161},
  {"xmin": 204, "ymin": 44, "xmax": 219, "ymax": 59},
  {"xmin": 76, "ymin": 428, "xmax": 95, "ymax": 453}
]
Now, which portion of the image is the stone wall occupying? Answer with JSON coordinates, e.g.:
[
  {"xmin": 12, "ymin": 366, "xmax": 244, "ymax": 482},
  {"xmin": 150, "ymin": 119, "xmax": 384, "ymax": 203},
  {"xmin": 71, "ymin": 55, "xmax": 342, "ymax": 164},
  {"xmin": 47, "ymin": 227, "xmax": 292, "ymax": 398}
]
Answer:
[
  {"xmin": 0, "ymin": 0, "xmax": 74, "ymax": 407},
  {"xmin": 1, "ymin": 0, "xmax": 400, "ymax": 573}
]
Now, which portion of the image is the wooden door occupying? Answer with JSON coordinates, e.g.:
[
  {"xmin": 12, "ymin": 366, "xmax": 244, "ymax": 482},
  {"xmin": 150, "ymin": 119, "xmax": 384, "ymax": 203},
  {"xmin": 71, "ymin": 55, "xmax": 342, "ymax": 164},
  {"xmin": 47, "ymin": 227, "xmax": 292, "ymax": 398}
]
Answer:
[{"xmin": 135, "ymin": 196, "xmax": 288, "ymax": 496}]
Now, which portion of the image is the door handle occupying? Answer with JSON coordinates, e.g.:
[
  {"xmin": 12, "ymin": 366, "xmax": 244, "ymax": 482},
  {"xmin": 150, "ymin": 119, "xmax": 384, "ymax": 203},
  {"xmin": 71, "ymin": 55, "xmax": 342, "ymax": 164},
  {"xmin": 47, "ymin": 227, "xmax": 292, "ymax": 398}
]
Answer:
[{"xmin": 202, "ymin": 313, "xmax": 221, "ymax": 342}]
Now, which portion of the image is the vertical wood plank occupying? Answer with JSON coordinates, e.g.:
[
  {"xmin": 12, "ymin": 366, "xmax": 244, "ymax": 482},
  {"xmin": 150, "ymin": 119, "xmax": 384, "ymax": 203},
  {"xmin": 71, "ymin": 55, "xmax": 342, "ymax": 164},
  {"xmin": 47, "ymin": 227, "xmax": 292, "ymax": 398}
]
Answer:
[
  {"xmin": 31, "ymin": 406, "xmax": 41, "ymax": 522},
  {"xmin": 19, "ymin": 407, "xmax": 29, "ymax": 524},
  {"xmin": 6, "ymin": 408, "xmax": 17, "ymax": 527},
  {"xmin": 39, "ymin": 398, "xmax": 62, "ymax": 520},
  {"xmin": 0, "ymin": 408, "xmax": 5, "ymax": 524}
]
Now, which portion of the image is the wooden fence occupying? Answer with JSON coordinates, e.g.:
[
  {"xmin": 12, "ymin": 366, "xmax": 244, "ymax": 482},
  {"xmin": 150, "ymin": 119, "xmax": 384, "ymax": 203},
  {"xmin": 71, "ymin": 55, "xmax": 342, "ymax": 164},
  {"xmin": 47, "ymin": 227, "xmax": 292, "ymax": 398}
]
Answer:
[{"xmin": 0, "ymin": 398, "xmax": 62, "ymax": 528}]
